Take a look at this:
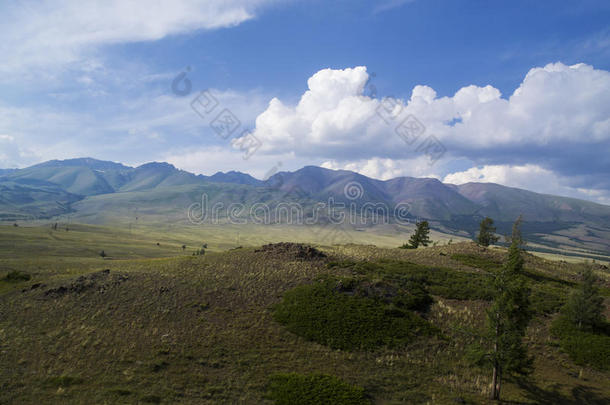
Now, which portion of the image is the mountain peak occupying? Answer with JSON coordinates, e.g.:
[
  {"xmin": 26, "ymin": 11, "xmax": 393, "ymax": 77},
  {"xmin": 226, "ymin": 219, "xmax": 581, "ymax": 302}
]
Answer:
[
  {"xmin": 208, "ymin": 170, "xmax": 263, "ymax": 186},
  {"xmin": 136, "ymin": 162, "xmax": 177, "ymax": 170},
  {"xmin": 31, "ymin": 157, "xmax": 130, "ymax": 171}
]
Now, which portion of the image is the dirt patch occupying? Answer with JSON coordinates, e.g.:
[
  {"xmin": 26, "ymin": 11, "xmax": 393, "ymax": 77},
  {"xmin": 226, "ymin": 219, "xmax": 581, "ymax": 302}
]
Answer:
[
  {"xmin": 255, "ymin": 243, "xmax": 327, "ymax": 261},
  {"xmin": 43, "ymin": 269, "xmax": 129, "ymax": 298}
]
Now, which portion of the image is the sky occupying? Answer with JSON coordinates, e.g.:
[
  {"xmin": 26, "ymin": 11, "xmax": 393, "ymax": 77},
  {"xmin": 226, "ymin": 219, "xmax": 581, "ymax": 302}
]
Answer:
[{"xmin": 1, "ymin": 0, "xmax": 610, "ymax": 204}]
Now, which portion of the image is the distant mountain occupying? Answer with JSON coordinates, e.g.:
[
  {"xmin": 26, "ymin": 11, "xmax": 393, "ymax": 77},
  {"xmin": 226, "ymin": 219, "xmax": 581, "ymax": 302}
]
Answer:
[
  {"xmin": 207, "ymin": 171, "xmax": 263, "ymax": 186},
  {"xmin": 8, "ymin": 158, "xmax": 130, "ymax": 196},
  {"xmin": 28, "ymin": 157, "xmax": 129, "ymax": 171},
  {"xmin": 117, "ymin": 162, "xmax": 201, "ymax": 192},
  {"xmin": 455, "ymin": 182, "xmax": 610, "ymax": 225},
  {"xmin": 0, "ymin": 168, "xmax": 17, "ymax": 176},
  {"xmin": 266, "ymin": 166, "xmax": 486, "ymax": 221},
  {"xmin": 0, "ymin": 177, "xmax": 81, "ymax": 220},
  {"xmin": 2, "ymin": 158, "xmax": 610, "ymax": 253}
]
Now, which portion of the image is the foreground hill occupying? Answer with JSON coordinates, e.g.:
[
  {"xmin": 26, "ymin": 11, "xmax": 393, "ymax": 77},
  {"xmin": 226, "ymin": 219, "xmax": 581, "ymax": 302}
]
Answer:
[
  {"xmin": 2, "ymin": 158, "xmax": 610, "ymax": 255},
  {"xmin": 1, "ymin": 228, "xmax": 608, "ymax": 404}
]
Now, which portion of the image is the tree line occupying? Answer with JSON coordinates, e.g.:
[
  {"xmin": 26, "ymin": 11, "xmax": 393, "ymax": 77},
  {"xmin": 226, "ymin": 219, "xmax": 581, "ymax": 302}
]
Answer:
[{"xmin": 401, "ymin": 215, "xmax": 606, "ymax": 401}]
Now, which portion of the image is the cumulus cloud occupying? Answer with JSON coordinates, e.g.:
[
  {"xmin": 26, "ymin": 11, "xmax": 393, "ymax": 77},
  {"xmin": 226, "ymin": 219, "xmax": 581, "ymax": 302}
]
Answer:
[
  {"xmin": 0, "ymin": 0, "xmax": 281, "ymax": 75},
  {"xmin": 235, "ymin": 62, "xmax": 610, "ymax": 202},
  {"xmin": 164, "ymin": 146, "xmax": 310, "ymax": 179},
  {"xmin": 321, "ymin": 157, "xmax": 441, "ymax": 180},
  {"xmin": 239, "ymin": 66, "xmax": 399, "ymax": 159},
  {"xmin": 443, "ymin": 164, "xmax": 610, "ymax": 205}
]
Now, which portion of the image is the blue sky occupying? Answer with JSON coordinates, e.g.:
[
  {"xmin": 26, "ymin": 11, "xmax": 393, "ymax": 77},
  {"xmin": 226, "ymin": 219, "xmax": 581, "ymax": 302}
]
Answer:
[{"xmin": 1, "ymin": 0, "xmax": 610, "ymax": 203}]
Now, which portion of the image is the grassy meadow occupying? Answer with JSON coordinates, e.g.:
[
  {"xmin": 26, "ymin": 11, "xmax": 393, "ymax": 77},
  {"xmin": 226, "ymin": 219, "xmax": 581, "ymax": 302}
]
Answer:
[{"xmin": 0, "ymin": 223, "xmax": 609, "ymax": 404}]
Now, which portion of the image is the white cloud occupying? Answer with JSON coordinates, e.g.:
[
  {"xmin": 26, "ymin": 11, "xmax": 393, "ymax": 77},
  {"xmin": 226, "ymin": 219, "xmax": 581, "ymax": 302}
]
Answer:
[
  {"xmin": 321, "ymin": 156, "xmax": 441, "ymax": 180},
  {"xmin": 240, "ymin": 66, "xmax": 398, "ymax": 159},
  {"xmin": 0, "ymin": 88, "xmax": 269, "ymax": 168},
  {"xmin": 242, "ymin": 62, "xmax": 610, "ymax": 158},
  {"xmin": 164, "ymin": 147, "xmax": 307, "ymax": 179},
  {"xmin": 0, "ymin": 0, "xmax": 282, "ymax": 75},
  {"xmin": 234, "ymin": 62, "xmax": 610, "ymax": 202},
  {"xmin": 0, "ymin": 133, "xmax": 38, "ymax": 168},
  {"xmin": 443, "ymin": 164, "xmax": 610, "ymax": 204}
]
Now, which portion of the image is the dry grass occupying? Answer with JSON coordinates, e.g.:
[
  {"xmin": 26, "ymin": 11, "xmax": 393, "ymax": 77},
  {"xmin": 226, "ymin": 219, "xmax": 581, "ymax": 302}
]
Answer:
[{"xmin": 1, "ymin": 228, "xmax": 609, "ymax": 404}]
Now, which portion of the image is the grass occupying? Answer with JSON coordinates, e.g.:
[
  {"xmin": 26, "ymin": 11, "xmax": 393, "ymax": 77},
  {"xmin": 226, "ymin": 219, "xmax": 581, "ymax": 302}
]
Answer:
[
  {"xmin": 550, "ymin": 317, "xmax": 610, "ymax": 371},
  {"xmin": 267, "ymin": 373, "xmax": 369, "ymax": 405},
  {"xmin": 450, "ymin": 253, "xmax": 503, "ymax": 271},
  {"xmin": 45, "ymin": 375, "xmax": 84, "ymax": 388},
  {"xmin": 332, "ymin": 259, "xmax": 495, "ymax": 301},
  {"xmin": 272, "ymin": 279, "xmax": 437, "ymax": 351},
  {"xmin": 3, "ymin": 270, "xmax": 31, "ymax": 282},
  {"xmin": 0, "ymin": 224, "xmax": 608, "ymax": 404}
]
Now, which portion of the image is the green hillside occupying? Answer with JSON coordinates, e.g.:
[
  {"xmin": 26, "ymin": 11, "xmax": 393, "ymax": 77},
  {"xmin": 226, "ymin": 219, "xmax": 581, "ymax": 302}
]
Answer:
[
  {"xmin": 2, "ymin": 159, "xmax": 610, "ymax": 256},
  {"xmin": 1, "ymin": 223, "xmax": 608, "ymax": 404}
]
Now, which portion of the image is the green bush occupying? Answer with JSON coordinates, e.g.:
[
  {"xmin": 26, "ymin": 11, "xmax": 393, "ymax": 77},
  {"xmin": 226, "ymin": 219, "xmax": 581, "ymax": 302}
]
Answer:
[
  {"xmin": 141, "ymin": 395, "xmax": 162, "ymax": 403},
  {"xmin": 331, "ymin": 276, "xmax": 433, "ymax": 312},
  {"xmin": 267, "ymin": 373, "xmax": 369, "ymax": 405},
  {"xmin": 529, "ymin": 284, "xmax": 567, "ymax": 315},
  {"xmin": 273, "ymin": 281, "xmax": 435, "ymax": 351},
  {"xmin": 450, "ymin": 253, "xmax": 502, "ymax": 271},
  {"xmin": 550, "ymin": 317, "xmax": 610, "ymax": 371},
  {"xmin": 332, "ymin": 259, "xmax": 570, "ymax": 314},
  {"xmin": 3, "ymin": 270, "xmax": 31, "ymax": 282},
  {"xmin": 45, "ymin": 375, "xmax": 84, "ymax": 387},
  {"xmin": 352, "ymin": 261, "xmax": 494, "ymax": 301}
]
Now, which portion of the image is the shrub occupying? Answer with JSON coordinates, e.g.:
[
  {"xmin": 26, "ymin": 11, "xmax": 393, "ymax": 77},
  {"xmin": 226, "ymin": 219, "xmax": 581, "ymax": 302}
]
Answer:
[
  {"xmin": 352, "ymin": 261, "xmax": 494, "ymax": 301},
  {"xmin": 529, "ymin": 284, "xmax": 566, "ymax": 315},
  {"xmin": 563, "ymin": 267, "xmax": 605, "ymax": 330},
  {"xmin": 45, "ymin": 375, "xmax": 84, "ymax": 387},
  {"xmin": 333, "ymin": 259, "xmax": 571, "ymax": 314},
  {"xmin": 267, "ymin": 373, "xmax": 369, "ymax": 405},
  {"xmin": 4, "ymin": 270, "xmax": 31, "ymax": 282},
  {"xmin": 273, "ymin": 281, "xmax": 436, "ymax": 351},
  {"xmin": 550, "ymin": 317, "xmax": 610, "ymax": 371},
  {"xmin": 450, "ymin": 254, "xmax": 502, "ymax": 272},
  {"xmin": 141, "ymin": 395, "xmax": 162, "ymax": 403}
]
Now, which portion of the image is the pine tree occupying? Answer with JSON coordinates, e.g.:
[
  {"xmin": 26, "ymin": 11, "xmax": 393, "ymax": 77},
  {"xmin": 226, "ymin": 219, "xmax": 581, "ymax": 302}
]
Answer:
[
  {"xmin": 563, "ymin": 267, "xmax": 605, "ymax": 330},
  {"xmin": 477, "ymin": 217, "xmax": 499, "ymax": 247},
  {"xmin": 487, "ymin": 216, "xmax": 532, "ymax": 400},
  {"xmin": 404, "ymin": 221, "xmax": 431, "ymax": 249}
]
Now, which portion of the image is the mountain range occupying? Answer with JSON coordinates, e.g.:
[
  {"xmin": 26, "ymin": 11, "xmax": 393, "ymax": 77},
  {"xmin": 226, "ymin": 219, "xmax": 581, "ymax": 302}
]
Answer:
[{"xmin": 1, "ymin": 158, "xmax": 609, "ymax": 254}]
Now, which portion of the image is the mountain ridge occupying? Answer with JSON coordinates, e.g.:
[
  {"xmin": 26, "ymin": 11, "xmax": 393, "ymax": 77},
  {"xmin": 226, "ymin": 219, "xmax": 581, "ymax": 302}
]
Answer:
[{"xmin": 2, "ymin": 158, "xmax": 610, "ymax": 253}]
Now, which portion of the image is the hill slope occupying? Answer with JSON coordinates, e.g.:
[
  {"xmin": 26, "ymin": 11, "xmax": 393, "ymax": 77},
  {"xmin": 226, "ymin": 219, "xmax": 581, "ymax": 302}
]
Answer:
[{"xmin": 2, "ymin": 158, "xmax": 610, "ymax": 254}]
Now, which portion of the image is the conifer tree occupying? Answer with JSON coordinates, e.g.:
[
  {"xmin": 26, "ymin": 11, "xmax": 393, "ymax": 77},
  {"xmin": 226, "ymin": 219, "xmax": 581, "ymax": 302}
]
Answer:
[
  {"xmin": 487, "ymin": 216, "xmax": 532, "ymax": 400},
  {"xmin": 404, "ymin": 221, "xmax": 431, "ymax": 249},
  {"xmin": 477, "ymin": 217, "xmax": 499, "ymax": 247},
  {"xmin": 563, "ymin": 267, "xmax": 605, "ymax": 330}
]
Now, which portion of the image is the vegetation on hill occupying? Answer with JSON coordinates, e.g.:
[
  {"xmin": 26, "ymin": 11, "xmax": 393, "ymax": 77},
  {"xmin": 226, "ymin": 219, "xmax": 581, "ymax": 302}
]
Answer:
[
  {"xmin": 0, "ymin": 224, "xmax": 608, "ymax": 404},
  {"xmin": 266, "ymin": 373, "xmax": 369, "ymax": 405},
  {"xmin": 476, "ymin": 216, "xmax": 499, "ymax": 247},
  {"xmin": 484, "ymin": 217, "xmax": 532, "ymax": 400},
  {"xmin": 401, "ymin": 220, "xmax": 431, "ymax": 249},
  {"xmin": 3, "ymin": 159, "xmax": 610, "ymax": 257},
  {"xmin": 550, "ymin": 266, "xmax": 609, "ymax": 371},
  {"xmin": 272, "ymin": 278, "xmax": 437, "ymax": 350}
]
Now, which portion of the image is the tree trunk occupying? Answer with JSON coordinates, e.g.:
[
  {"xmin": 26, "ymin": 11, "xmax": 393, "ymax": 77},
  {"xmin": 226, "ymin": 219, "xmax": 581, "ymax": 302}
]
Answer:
[
  {"xmin": 491, "ymin": 361, "xmax": 498, "ymax": 400},
  {"xmin": 490, "ymin": 316, "xmax": 500, "ymax": 400},
  {"xmin": 497, "ymin": 367, "xmax": 502, "ymax": 400}
]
